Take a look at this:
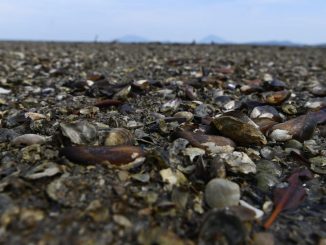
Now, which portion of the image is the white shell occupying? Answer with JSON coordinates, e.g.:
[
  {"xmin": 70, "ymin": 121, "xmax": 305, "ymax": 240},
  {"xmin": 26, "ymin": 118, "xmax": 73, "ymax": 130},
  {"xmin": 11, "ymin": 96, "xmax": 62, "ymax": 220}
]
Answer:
[
  {"xmin": 12, "ymin": 134, "xmax": 47, "ymax": 146},
  {"xmin": 220, "ymin": 151, "xmax": 256, "ymax": 174},
  {"xmin": 269, "ymin": 129, "xmax": 292, "ymax": 141}
]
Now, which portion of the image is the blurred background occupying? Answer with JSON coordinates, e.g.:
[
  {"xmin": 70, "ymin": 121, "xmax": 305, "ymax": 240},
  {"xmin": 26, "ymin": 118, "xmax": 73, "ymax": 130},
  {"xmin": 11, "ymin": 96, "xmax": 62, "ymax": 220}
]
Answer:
[{"xmin": 0, "ymin": 0, "xmax": 325, "ymax": 45}]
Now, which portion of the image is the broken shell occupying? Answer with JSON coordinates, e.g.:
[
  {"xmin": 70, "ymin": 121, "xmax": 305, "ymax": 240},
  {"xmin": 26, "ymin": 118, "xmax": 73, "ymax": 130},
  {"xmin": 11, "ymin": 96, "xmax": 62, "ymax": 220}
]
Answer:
[
  {"xmin": 12, "ymin": 134, "xmax": 47, "ymax": 146},
  {"xmin": 268, "ymin": 113, "xmax": 317, "ymax": 142},
  {"xmin": 132, "ymin": 79, "xmax": 149, "ymax": 90},
  {"xmin": 160, "ymin": 99, "xmax": 181, "ymax": 113},
  {"xmin": 263, "ymin": 90, "xmax": 291, "ymax": 105},
  {"xmin": 79, "ymin": 106, "xmax": 99, "ymax": 116},
  {"xmin": 255, "ymin": 160, "xmax": 282, "ymax": 191},
  {"xmin": 213, "ymin": 111, "xmax": 267, "ymax": 145},
  {"xmin": 205, "ymin": 178, "xmax": 240, "ymax": 209},
  {"xmin": 60, "ymin": 120, "xmax": 98, "ymax": 145},
  {"xmin": 182, "ymin": 147, "xmax": 205, "ymax": 161},
  {"xmin": 220, "ymin": 151, "xmax": 257, "ymax": 174},
  {"xmin": 60, "ymin": 145, "xmax": 145, "ymax": 166},
  {"xmin": 113, "ymin": 85, "xmax": 131, "ymax": 100},
  {"xmin": 159, "ymin": 168, "xmax": 187, "ymax": 187},
  {"xmin": 104, "ymin": 128, "xmax": 133, "ymax": 146},
  {"xmin": 309, "ymin": 156, "xmax": 326, "ymax": 174},
  {"xmin": 24, "ymin": 112, "xmax": 47, "ymax": 121},
  {"xmin": 24, "ymin": 162, "xmax": 61, "ymax": 179}
]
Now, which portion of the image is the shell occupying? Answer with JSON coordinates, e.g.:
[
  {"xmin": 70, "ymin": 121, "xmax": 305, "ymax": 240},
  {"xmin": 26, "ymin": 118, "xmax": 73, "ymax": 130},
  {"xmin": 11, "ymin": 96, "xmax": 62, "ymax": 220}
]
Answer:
[
  {"xmin": 213, "ymin": 111, "xmax": 267, "ymax": 146},
  {"xmin": 132, "ymin": 79, "xmax": 149, "ymax": 90},
  {"xmin": 263, "ymin": 90, "xmax": 291, "ymax": 105},
  {"xmin": 175, "ymin": 130, "xmax": 236, "ymax": 153},
  {"xmin": 250, "ymin": 105, "xmax": 282, "ymax": 121},
  {"xmin": 60, "ymin": 120, "xmax": 98, "ymax": 145},
  {"xmin": 268, "ymin": 113, "xmax": 317, "ymax": 142},
  {"xmin": 60, "ymin": 145, "xmax": 145, "ymax": 167},
  {"xmin": 113, "ymin": 85, "xmax": 131, "ymax": 100},
  {"xmin": 24, "ymin": 112, "xmax": 47, "ymax": 121},
  {"xmin": 12, "ymin": 134, "xmax": 47, "ymax": 146},
  {"xmin": 220, "ymin": 151, "xmax": 257, "ymax": 174},
  {"xmin": 173, "ymin": 111, "xmax": 194, "ymax": 122},
  {"xmin": 104, "ymin": 128, "xmax": 133, "ymax": 146},
  {"xmin": 160, "ymin": 99, "xmax": 181, "ymax": 113}
]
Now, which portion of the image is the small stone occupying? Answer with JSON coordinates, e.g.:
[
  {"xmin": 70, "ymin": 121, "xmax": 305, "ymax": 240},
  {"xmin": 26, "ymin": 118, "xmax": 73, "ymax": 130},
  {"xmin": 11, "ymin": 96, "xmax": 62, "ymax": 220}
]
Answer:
[{"xmin": 205, "ymin": 178, "xmax": 240, "ymax": 209}]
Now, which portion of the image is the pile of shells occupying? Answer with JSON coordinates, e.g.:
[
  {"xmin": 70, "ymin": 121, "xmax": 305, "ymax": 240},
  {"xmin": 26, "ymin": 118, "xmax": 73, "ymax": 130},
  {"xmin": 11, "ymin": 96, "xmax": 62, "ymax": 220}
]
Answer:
[{"xmin": 0, "ymin": 42, "xmax": 325, "ymax": 245}]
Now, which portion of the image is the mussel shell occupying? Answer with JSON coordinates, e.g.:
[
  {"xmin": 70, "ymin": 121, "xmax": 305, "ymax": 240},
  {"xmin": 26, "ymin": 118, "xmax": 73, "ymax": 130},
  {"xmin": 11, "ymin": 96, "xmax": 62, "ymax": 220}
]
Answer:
[
  {"xmin": 60, "ymin": 145, "xmax": 145, "ymax": 165},
  {"xmin": 213, "ymin": 111, "xmax": 267, "ymax": 145},
  {"xmin": 268, "ymin": 113, "xmax": 317, "ymax": 142}
]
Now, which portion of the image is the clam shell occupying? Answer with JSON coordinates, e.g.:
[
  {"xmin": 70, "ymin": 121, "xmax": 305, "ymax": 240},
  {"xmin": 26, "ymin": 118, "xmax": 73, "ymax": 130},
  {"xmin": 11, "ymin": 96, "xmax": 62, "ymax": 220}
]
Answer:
[
  {"xmin": 173, "ymin": 111, "xmax": 194, "ymax": 122},
  {"xmin": 104, "ymin": 128, "xmax": 133, "ymax": 146}
]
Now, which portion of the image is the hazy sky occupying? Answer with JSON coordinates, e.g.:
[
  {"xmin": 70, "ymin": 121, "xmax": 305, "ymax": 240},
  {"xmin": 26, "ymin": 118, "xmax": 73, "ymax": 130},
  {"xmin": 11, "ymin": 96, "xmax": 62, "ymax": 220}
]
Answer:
[{"xmin": 0, "ymin": 0, "xmax": 325, "ymax": 44}]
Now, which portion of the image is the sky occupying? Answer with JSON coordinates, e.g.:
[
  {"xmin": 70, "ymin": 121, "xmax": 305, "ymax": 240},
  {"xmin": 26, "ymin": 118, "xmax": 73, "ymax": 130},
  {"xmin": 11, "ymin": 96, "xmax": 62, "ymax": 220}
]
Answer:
[{"xmin": 0, "ymin": 0, "xmax": 325, "ymax": 44}]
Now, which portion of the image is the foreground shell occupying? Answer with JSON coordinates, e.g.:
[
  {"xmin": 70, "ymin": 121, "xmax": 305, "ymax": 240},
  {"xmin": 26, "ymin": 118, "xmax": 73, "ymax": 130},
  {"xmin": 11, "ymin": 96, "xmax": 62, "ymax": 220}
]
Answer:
[
  {"xmin": 60, "ymin": 145, "xmax": 145, "ymax": 166},
  {"xmin": 213, "ymin": 111, "xmax": 267, "ymax": 145},
  {"xmin": 268, "ymin": 113, "xmax": 317, "ymax": 142}
]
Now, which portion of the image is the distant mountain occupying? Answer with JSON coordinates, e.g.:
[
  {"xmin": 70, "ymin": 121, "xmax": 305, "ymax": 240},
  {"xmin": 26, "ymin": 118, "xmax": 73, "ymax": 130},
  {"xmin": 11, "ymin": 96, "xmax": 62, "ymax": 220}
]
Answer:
[
  {"xmin": 115, "ymin": 35, "xmax": 148, "ymax": 43},
  {"xmin": 199, "ymin": 35, "xmax": 228, "ymax": 44},
  {"xmin": 317, "ymin": 43, "xmax": 326, "ymax": 47},
  {"xmin": 245, "ymin": 40, "xmax": 301, "ymax": 46}
]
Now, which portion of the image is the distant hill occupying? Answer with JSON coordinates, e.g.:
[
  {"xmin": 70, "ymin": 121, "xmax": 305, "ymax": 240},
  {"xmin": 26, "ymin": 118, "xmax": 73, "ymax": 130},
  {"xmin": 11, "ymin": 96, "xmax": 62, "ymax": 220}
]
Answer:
[
  {"xmin": 111, "ymin": 35, "xmax": 320, "ymax": 46},
  {"xmin": 245, "ymin": 40, "xmax": 301, "ymax": 46},
  {"xmin": 199, "ymin": 35, "xmax": 228, "ymax": 44},
  {"xmin": 115, "ymin": 35, "xmax": 148, "ymax": 43},
  {"xmin": 317, "ymin": 43, "xmax": 326, "ymax": 47}
]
